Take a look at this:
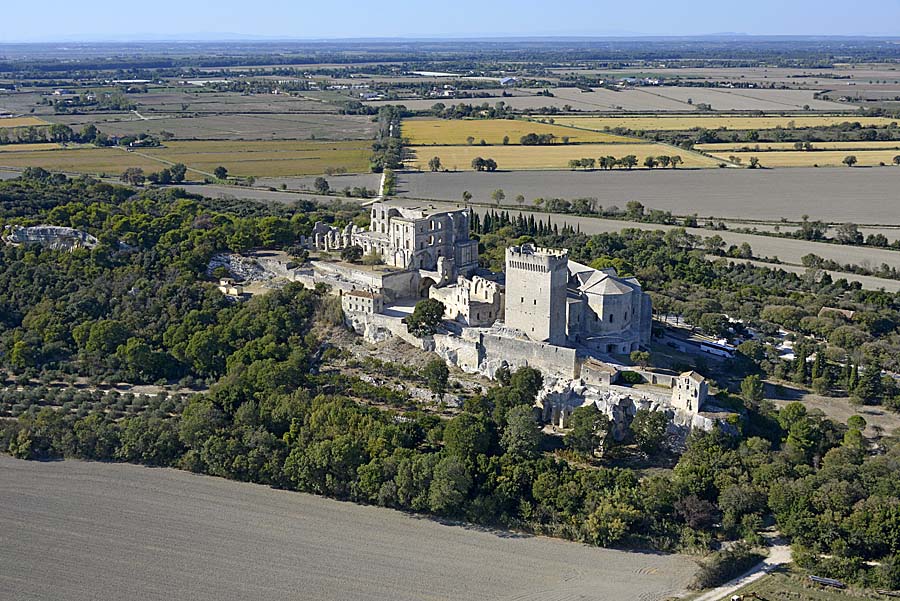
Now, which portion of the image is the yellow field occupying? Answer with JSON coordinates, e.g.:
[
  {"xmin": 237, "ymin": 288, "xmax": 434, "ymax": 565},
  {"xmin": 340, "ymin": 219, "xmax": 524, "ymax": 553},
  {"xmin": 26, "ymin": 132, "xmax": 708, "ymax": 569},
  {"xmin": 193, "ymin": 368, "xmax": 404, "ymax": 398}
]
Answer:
[
  {"xmin": 402, "ymin": 118, "xmax": 637, "ymax": 145},
  {"xmin": 0, "ymin": 140, "xmax": 372, "ymax": 178},
  {"xmin": 0, "ymin": 147, "xmax": 164, "ymax": 176},
  {"xmin": 0, "ymin": 143, "xmax": 61, "ymax": 152},
  {"xmin": 0, "ymin": 117, "xmax": 50, "ymax": 128},
  {"xmin": 409, "ymin": 143, "xmax": 718, "ymax": 171},
  {"xmin": 698, "ymin": 141, "xmax": 900, "ymax": 152},
  {"xmin": 546, "ymin": 115, "xmax": 898, "ymax": 132},
  {"xmin": 712, "ymin": 149, "xmax": 900, "ymax": 168}
]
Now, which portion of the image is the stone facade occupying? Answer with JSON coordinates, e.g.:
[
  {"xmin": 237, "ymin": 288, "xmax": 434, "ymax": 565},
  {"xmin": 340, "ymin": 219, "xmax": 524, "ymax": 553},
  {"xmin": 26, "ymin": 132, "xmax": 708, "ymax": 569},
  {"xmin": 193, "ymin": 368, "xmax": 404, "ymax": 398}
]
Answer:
[
  {"xmin": 671, "ymin": 370, "xmax": 708, "ymax": 413},
  {"xmin": 504, "ymin": 245, "xmax": 569, "ymax": 345},
  {"xmin": 429, "ymin": 275, "xmax": 503, "ymax": 327},
  {"xmin": 342, "ymin": 289, "xmax": 384, "ymax": 315},
  {"xmin": 502, "ymin": 244, "xmax": 651, "ymax": 353}
]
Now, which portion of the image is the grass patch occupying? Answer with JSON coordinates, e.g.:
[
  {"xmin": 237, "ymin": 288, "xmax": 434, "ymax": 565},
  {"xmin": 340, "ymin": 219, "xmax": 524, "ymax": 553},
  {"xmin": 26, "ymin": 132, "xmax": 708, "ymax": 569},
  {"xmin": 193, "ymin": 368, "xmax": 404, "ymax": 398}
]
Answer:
[{"xmin": 719, "ymin": 566, "xmax": 894, "ymax": 601}]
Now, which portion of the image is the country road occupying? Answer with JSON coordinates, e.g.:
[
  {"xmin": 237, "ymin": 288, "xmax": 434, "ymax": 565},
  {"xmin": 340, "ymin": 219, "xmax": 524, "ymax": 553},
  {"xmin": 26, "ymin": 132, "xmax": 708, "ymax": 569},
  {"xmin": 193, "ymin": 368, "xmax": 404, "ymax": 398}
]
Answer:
[{"xmin": 691, "ymin": 538, "xmax": 792, "ymax": 601}]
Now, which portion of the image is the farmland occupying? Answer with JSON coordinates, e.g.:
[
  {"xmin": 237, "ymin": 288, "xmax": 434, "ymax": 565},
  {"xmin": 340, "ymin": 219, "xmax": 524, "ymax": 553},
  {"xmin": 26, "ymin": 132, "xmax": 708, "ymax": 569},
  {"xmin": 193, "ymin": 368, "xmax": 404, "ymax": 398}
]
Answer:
[
  {"xmin": 407, "ymin": 142, "xmax": 716, "ymax": 170},
  {"xmin": 0, "ymin": 116, "xmax": 48, "ymax": 128},
  {"xmin": 0, "ymin": 140, "xmax": 373, "ymax": 178},
  {"xmin": 0, "ymin": 146, "xmax": 166, "ymax": 176},
  {"xmin": 47, "ymin": 112, "xmax": 378, "ymax": 141},
  {"xmin": 0, "ymin": 456, "xmax": 697, "ymax": 601},
  {"xmin": 396, "ymin": 168, "xmax": 900, "ymax": 223},
  {"xmin": 712, "ymin": 149, "xmax": 900, "ymax": 168},
  {"xmin": 697, "ymin": 141, "xmax": 900, "ymax": 152},
  {"xmin": 546, "ymin": 115, "xmax": 897, "ymax": 131},
  {"xmin": 401, "ymin": 117, "xmax": 637, "ymax": 145},
  {"xmin": 141, "ymin": 140, "xmax": 372, "ymax": 177}
]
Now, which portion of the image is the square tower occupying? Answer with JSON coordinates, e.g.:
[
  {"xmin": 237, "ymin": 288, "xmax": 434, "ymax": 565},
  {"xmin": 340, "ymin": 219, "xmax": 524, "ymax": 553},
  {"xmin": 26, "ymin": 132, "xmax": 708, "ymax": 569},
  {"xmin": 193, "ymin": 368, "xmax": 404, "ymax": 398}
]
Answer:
[{"xmin": 504, "ymin": 244, "xmax": 568, "ymax": 345}]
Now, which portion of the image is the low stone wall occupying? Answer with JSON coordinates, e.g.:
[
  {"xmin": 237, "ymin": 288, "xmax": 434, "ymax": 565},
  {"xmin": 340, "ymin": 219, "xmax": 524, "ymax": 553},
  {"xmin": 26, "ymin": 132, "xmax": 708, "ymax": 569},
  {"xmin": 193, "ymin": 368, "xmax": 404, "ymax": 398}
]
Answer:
[{"xmin": 479, "ymin": 333, "xmax": 577, "ymax": 379}]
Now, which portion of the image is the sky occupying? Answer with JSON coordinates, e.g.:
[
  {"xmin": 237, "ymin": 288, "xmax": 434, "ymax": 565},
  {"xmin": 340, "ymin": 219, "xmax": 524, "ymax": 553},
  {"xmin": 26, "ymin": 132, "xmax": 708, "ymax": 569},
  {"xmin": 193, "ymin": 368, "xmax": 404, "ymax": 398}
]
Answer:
[{"xmin": 2, "ymin": 0, "xmax": 899, "ymax": 42}]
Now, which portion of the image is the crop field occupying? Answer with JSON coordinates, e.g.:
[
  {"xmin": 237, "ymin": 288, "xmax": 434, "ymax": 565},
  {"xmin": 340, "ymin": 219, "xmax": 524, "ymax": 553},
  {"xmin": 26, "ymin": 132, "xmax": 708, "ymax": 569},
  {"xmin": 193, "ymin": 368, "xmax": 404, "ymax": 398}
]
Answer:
[
  {"xmin": 0, "ymin": 140, "xmax": 373, "ymax": 178},
  {"xmin": 712, "ymin": 149, "xmax": 900, "ymax": 168},
  {"xmin": 136, "ymin": 90, "xmax": 335, "ymax": 114},
  {"xmin": 142, "ymin": 140, "xmax": 372, "ymax": 177},
  {"xmin": 0, "ymin": 146, "xmax": 165, "ymax": 176},
  {"xmin": 0, "ymin": 142, "xmax": 61, "ymax": 152},
  {"xmin": 0, "ymin": 116, "xmax": 49, "ymax": 128},
  {"xmin": 396, "ymin": 168, "xmax": 900, "ymax": 223},
  {"xmin": 401, "ymin": 117, "xmax": 636, "ymax": 145},
  {"xmin": 0, "ymin": 457, "xmax": 697, "ymax": 601},
  {"xmin": 407, "ymin": 142, "xmax": 717, "ymax": 170},
  {"xmin": 47, "ymin": 112, "xmax": 377, "ymax": 141},
  {"xmin": 546, "ymin": 115, "xmax": 896, "ymax": 131},
  {"xmin": 697, "ymin": 141, "xmax": 900, "ymax": 152}
]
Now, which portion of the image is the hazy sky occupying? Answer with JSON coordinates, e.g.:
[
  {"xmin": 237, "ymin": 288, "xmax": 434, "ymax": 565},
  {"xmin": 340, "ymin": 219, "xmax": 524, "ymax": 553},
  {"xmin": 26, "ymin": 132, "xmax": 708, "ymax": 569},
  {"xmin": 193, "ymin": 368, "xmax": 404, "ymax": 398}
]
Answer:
[{"xmin": 2, "ymin": 0, "xmax": 899, "ymax": 41}]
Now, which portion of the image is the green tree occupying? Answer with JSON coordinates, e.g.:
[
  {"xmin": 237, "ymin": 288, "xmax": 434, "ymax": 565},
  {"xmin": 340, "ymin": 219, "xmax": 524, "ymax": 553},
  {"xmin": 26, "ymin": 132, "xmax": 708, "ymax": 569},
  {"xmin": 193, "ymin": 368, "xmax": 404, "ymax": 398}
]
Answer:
[
  {"xmin": 314, "ymin": 176, "xmax": 330, "ymax": 194},
  {"xmin": 740, "ymin": 374, "xmax": 765, "ymax": 405},
  {"xmin": 501, "ymin": 405, "xmax": 541, "ymax": 457},
  {"xmin": 214, "ymin": 166, "xmax": 228, "ymax": 180},
  {"xmin": 340, "ymin": 245, "xmax": 363, "ymax": 263},
  {"xmin": 564, "ymin": 404, "xmax": 610, "ymax": 457},
  {"xmin": 630, "ymin": 409, "xmax": 668, "ymax": 455},
  {"xmin": 428, "ymin": 455, "xmax": 471, "ymax": 514},
  {"xmin": 491, "ymin": 189, "xmax": 505, "ymax": 205},
  {"xmin": 843, "ymin": 155, "xmax": 858, "ymax": 168},
  {"xmin": 443, "ymin": 412, "xmax": 491, "ymax": 462},
  {"xmin": 405, "ymin": 298, "xmax": 445, "ymax": 337},
  {"xmin": 422, "ymin": 359, "xmax": 449, "ymax": 399},
  {"xmin": 630, "ymin": 350, "xmax": 650, "ymax": 369},
  {"xmin": 427, "ymin": 156, "xmax": 442, "ymax": 172},
  {"xmin": 170, "ymin": 163, "xmax": 187, "ymax": 183}
]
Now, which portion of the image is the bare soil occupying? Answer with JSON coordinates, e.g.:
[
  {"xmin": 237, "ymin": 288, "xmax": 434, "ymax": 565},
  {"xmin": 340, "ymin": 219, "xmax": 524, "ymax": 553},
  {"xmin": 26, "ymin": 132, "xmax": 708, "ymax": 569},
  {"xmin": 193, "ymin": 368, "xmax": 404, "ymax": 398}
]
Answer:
[{"xmin": 0, "ymin": 456, "xmax": 697, "ymax": 601}]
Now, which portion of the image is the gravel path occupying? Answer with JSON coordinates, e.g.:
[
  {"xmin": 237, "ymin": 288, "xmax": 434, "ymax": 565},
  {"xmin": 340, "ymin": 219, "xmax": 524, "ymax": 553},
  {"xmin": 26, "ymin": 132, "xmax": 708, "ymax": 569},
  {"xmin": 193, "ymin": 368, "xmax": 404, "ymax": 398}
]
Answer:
[{"xmin": 0, "ymin": 456, "xmax": 696, "ymax": 601}]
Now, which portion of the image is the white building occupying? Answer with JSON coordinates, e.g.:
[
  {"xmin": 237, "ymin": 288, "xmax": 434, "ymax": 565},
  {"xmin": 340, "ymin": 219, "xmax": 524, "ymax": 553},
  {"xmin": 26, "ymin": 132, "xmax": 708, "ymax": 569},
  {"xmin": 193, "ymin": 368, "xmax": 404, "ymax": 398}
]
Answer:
[{"xmin": 342, "ymin": 290, "xmax": 384, "ymax": 315}]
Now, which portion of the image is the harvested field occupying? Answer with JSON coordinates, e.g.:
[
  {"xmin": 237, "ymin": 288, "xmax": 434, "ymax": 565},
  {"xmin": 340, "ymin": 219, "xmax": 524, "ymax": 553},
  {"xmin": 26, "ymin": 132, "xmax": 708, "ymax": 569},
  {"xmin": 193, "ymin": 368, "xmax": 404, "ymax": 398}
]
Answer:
[
  {"xmin": 46, "ymin": 112, "xmax": 378, "ymax": 141},
  {"xmin": 401, "ymin": 117, "xmax": 636, "ymax": 145},
  {"xmin": 139, "ymin": 140, "xmax": 372, "ymax": 177},
  {"xmin": 397, "ymin": 167, "xmax": 900, "ymax": 223},
  {"xmin": 643, "ymin": 87, "xmax": 850, "ymax": 111},
  {"xmin": 0, "ymin": 116, "xmax": 48, "ymax": 128},
  {"xmin": 697, "ymin": 141, "xmax": 900, "ymax": 152},
  {"xmin": 712, "ymin": 150, "xmax": 900, "ymax": 168},
  {"xmin": 548, "ymin": 115, "xmax": 895, "ymax": 131},
  {"xmin": 136, "ymin": 90, "xmax": 334, "ymax": 114},
  {"xmin": 407, "ymin": 143, "xmax": 716, "ymax": 170},
  {"xmin": 0, "ymin": 456, "xmax": 696, "ymax": 601},
  {"xmin": 0, "ymin": 140, "xmax": 373, "ymax": 178},
  {"xmin": 254, "ymin": 172, "xmax": 381, "ymax": 193},
  {"xmin": 444, "ymin": 205, "xmax": 900, "ymax": 273},
  {"xmin": 0, "ymin": 142, "xmax": 60, "ymax": 152},
  {"xmin": 0, "ymin": 146, "xmax": 165, "ymax": 176}
]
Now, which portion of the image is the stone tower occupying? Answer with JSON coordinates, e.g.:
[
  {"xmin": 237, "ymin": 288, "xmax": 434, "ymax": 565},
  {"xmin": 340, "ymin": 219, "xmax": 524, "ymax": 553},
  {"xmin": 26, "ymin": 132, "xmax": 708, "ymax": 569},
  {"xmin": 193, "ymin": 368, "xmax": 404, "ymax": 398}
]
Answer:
[{"xmin": 504, "ymin": 244, "xmax": 568, "ymax": 345}]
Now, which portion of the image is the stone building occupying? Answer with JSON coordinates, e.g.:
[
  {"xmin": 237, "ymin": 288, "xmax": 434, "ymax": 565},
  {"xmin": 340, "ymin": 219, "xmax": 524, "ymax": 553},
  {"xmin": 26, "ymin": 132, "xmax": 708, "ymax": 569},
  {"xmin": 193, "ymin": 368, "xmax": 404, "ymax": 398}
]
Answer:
[
  {"xmin": 503, "ymin": 244, "xmax": 651, "ymax": 353},
  {"xmin": 504, "ymin": 245, "xmax": 569, "ymax": 345},
  {"xmin": 342, "ymin": 289, "xmax": 384, "ymax": 315},
  {"xmin": 429, "ymin": 275, "xmax": 503, "ymax": 327},
  {"xmin": 671, "ymin": 370, "xmax": 708, "ymax": 413}
]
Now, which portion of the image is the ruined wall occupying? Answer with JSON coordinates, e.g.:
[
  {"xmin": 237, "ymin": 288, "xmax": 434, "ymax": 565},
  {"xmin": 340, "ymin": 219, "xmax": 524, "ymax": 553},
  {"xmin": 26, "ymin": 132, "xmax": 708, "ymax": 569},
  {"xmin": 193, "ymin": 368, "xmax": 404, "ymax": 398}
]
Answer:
[{"xmin": 479, "ymin": 333, "xmax": 577, "ymax": 379}]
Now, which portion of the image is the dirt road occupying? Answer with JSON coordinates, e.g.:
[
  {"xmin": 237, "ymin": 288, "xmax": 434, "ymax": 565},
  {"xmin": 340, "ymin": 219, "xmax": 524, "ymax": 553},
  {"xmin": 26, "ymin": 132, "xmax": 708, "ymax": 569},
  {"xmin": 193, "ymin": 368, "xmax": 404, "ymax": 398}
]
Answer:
[{"xmin": 0, "ymin": 456, "xmax": 696, "ymax": 601}]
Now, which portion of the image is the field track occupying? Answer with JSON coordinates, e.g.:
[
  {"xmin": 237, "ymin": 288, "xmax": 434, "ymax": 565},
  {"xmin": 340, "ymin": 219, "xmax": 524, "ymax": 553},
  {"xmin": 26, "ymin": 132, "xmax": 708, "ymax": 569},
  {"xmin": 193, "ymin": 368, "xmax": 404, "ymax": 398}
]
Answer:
[{"xmin": 0, "ymin": 456, "xmax": 696, "ymax": 601}]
